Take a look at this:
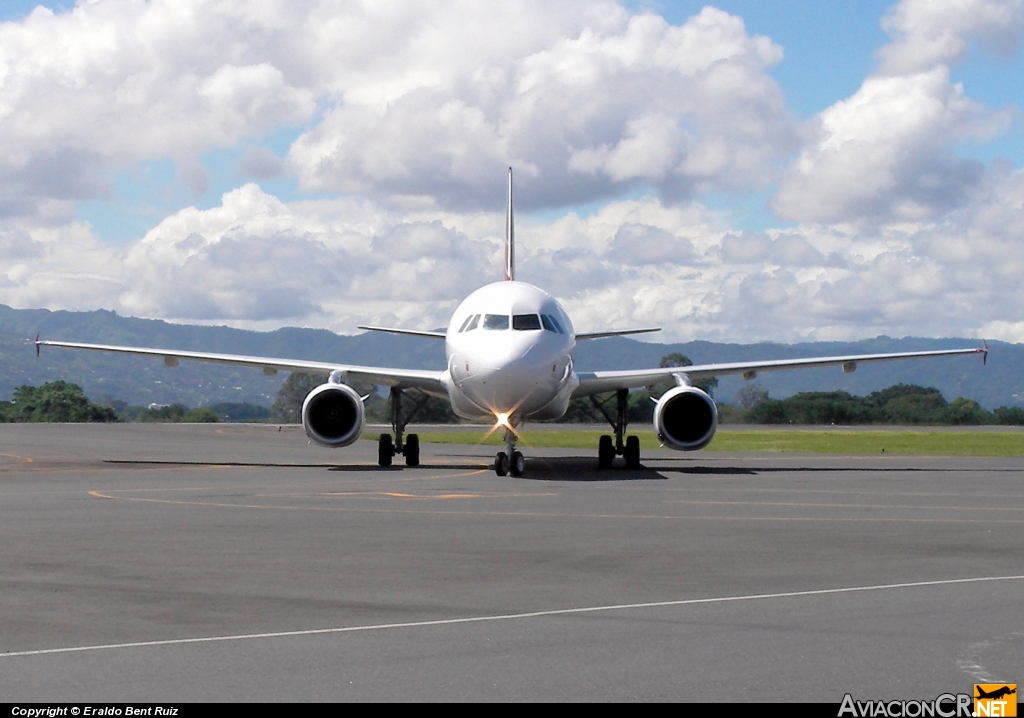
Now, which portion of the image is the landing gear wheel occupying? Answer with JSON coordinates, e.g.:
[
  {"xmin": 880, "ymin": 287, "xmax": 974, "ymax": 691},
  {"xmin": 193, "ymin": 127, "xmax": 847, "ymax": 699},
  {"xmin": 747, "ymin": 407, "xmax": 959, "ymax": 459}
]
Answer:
[
  {"xmin": 494, "ymin": 451, "xmax": 509, "ymax": 477},
  {"xmin": 403, "ymin": 433, "xmax": 420, "ymax": 467},
  {"xmin": 510, "ymin": 450, "xmax": 525, "ymax": 477},
  {"xmin": 624, "ymin": 435, "xmax": 641, "ymax": 469},
  {"xmin": 598, "ymin": 434, "xmax": 614, "ymax": 469},
  {"xmin": 378, "ymin": 434, "xmax": 394, "ymax": 467}
]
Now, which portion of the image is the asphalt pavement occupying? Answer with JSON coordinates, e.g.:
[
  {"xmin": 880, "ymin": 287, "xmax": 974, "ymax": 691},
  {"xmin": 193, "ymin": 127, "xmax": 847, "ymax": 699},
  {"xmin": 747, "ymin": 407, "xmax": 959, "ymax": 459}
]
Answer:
[{"xmin": 1, "ymin": 423, "xmax": 1021, "ymax": 701}]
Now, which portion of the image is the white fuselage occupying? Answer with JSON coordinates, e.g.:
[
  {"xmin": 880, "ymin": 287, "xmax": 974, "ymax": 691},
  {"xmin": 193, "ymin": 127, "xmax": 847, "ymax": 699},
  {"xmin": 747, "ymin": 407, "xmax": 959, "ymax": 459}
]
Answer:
[{"xmin": 441, "ymin": 281, "xmax": 579, "ymax": 423}]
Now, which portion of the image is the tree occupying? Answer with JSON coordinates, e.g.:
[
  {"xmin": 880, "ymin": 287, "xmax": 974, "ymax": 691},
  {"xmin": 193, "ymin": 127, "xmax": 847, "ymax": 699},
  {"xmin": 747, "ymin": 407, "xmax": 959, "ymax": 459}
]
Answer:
[
  {"xmin": 270, "ymin": 373, "xmax": 322, "ymax": 423},
  {"xmin": 4, "ymin": 381, "xmax": 118, "ymax": 423},
  {"xmin": 943, "ymin": 397, "xmax": 991, "ymax": 425},
  {"xmin": 183, "ymin": 407, "xmax": 220, "ymax": 423},
  {"xmin": 994, "ymin": 406, "xmax": 1024, "ymax": 425},
  {"xmin": 208, "ymin": 402, "xmax": 271, "ymax": 422},
  {"xmin": 735, "ymin": 384, "xmax": 769, "ymax": 409}
]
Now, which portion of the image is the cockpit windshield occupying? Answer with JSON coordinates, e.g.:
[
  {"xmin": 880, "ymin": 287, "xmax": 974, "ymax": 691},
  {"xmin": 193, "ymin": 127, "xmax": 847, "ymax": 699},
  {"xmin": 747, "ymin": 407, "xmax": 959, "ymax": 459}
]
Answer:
[
  {"xmin": 482, "ymin": 314, "xmax": 509, "ymax": 330},
  {"xmin": 541, "ymin": 314, "xmax": 565, "ymax": 334},
  {"xmin": 462, "ymin": 312, "xmax": 563, "ymax": 333},
  {"xmin": 512, "ymin": 314, "xmax": 542, "ymax": 330}
]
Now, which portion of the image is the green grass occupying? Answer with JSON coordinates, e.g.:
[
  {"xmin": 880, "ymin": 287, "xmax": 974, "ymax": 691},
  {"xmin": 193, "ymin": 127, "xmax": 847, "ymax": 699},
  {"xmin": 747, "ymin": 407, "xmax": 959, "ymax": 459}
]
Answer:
[
  {"xmin": 706, "ymin": 430, "xmax": 1024, "ymax": 456},
  {"xmin": 397, "ymin": 427, "xmax": 1024, "ymax": 457}
]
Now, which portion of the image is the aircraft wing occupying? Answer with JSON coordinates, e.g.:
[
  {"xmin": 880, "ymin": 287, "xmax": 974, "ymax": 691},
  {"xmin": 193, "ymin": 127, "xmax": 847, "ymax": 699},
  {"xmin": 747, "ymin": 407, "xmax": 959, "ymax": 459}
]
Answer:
[
  {"xmin": 356, "ymin": 325, "xmax": 446, "ymax": 339},
  {"xmin": 573, "ymin": 346, "xmax": 987, "ymax": 398},
  {"xmin": 35, "ymin": 339, "xmax": 447, "ymax": 396},
  {"xmin": 575, "ymin": 327, "xmax": 661, "ymax": 340}
]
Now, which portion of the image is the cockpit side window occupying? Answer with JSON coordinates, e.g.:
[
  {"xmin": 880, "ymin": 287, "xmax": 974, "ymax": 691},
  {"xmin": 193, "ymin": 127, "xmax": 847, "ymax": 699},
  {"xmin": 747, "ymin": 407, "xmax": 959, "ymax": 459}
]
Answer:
[
  {"xmin": 541, "ymin": 314, "xmax": 565, "ymax": 334},
  {"xmin": 512, "ymin": 314, "xmax": 542, "ymax": 331},
  {"xmin": 465, "ymin": 314, "xmax": 480, "ymax": 331},
  {"xmin": 482, "ymin": 314, "xmax": 509, "ymax": 330},
  {"xmin": 458, "ymin": 315, "xmax": 475, "ymax": 333}
]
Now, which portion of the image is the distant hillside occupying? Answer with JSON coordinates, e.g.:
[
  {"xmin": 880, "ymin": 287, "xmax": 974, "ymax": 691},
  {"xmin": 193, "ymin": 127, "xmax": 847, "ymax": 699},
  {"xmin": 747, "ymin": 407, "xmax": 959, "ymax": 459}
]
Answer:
[{"xmin": 1, "ymin": 304, "xmax": 1015, "ymax": 409}]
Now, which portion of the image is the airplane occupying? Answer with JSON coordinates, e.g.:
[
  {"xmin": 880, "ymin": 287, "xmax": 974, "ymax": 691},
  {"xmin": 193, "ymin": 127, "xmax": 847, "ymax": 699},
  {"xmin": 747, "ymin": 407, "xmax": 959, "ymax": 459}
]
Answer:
[
  {"xmin": 36, "ymin": 169, "xmax": 988, "ymax": 477},
  {"xmin": 976, "ymin": 686, "xmax": 1016, "ymax": 701}
]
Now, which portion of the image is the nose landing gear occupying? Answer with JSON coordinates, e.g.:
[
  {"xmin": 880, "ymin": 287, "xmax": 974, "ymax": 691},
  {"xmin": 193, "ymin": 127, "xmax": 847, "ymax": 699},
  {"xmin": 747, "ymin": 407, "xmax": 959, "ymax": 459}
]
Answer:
[{"xmin": 494, "ymin": 426, "xmax": 524, "ymax": 477}]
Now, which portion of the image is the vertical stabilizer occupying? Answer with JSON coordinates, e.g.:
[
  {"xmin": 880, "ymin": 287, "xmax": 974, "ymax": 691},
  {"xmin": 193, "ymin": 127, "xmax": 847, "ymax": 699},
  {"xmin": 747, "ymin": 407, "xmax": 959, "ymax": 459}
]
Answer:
[{"xmin": 504, "ymin": 167, "xmax": 515, "ymax": 281}]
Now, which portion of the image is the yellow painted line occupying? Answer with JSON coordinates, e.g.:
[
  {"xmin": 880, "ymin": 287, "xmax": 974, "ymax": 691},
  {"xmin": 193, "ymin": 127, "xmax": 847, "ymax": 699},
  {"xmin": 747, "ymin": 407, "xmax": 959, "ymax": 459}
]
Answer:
[
  {"xmin": 266, "ymin": 491, "xmax": 491, "ymax": 500},
  {"xmin": 383, "ymin": 492, "xmax": 485, "ymax": 499},
  {"xmin": 4, "ymin": 574, "xmax": 1024, "ymax": 659},
  {"xmin": 648, "ymin": 485, "xmax": 1024, "ymax": 500},
  {"xmin": 83, "ymin": 491, "xmax": 1024, "ymax": 524},
  {"xmin": 309, "ymin": 489, "xmax": 555, "ymax": 500},
  {"xmin": 0, "ymin": 453, "xmax": 33, "ymax": 463},
  {"xmin": 94, "ymin": 471, "xmax": 489, "ymax": 496},
  {"xmin": 662, "ymin": 499, "xmax": 1024, "ymax": 512},
  {"xmin": 0, "ymin": 464, "xmax": 229, "ymax": 477}
]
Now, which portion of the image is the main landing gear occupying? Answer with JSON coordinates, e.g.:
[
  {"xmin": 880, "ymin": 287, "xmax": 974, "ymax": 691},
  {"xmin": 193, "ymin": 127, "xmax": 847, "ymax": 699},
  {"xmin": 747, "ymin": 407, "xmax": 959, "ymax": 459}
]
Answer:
[
  {"xmin": 494, "ymin": 426, "xmax": 525, "ymax": 477},
  {"xmin": 377, "ymin": 387, "xmax": 429, "ymax": 468},
  {"xmin": 592, "ymin": 389, "xmax": 641, "ymax": 470}
]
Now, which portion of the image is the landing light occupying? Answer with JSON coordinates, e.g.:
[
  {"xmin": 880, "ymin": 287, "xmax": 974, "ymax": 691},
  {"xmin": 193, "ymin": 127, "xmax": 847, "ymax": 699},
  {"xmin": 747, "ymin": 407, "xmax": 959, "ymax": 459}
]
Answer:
[{"xmin": 482, "ymin": 411, "xmax": 519, "ymax": 442}]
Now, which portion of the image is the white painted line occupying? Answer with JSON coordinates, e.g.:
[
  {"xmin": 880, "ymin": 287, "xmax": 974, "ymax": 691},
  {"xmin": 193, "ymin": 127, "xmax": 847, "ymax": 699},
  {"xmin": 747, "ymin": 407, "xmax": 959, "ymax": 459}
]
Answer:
[{"xmin": 5, "ymin": 574, "xmax": 1023, "ymax": 658}]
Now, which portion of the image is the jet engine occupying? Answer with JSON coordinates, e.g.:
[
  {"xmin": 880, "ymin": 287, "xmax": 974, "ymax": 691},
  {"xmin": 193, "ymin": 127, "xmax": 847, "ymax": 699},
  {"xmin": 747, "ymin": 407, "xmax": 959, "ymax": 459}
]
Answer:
[
  {"xmin": 653, "ymin": 385, "xmax": 718, "ymax": 451},
  {"xmin": 301, "ymin": 382, "xmax": 366, "ymax": 448}
]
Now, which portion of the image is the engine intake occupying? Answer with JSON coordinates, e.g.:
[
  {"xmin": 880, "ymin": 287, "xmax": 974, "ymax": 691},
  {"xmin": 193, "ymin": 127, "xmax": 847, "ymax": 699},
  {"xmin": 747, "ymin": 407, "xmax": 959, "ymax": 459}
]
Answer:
[
  {"xmin": 653, "ymin": 385, "xmax": 718, "ymax": 451},
  {"xmin": 302, "ymin": 383, "xmax": 365, "ymax": 448}
]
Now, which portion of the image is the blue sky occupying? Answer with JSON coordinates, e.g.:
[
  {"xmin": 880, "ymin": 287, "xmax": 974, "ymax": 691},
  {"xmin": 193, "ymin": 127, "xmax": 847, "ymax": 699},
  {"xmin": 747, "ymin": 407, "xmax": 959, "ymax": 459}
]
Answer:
[{"xmin": 0, "ymin": 0, "xmax": 1022, "ymax": 343}]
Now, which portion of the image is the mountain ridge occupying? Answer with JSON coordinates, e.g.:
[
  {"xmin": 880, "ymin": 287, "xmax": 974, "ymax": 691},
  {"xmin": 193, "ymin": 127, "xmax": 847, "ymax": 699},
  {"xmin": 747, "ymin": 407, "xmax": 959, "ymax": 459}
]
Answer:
[{"xmin": 1, "ymin": 304, "xmax": 1013, "ymax": 409}]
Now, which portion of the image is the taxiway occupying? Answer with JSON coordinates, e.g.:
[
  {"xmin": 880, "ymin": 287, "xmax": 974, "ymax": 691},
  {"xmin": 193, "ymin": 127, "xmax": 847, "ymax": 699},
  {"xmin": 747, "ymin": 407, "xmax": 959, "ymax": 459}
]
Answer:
[{"xmin": 1, "ymin": 423, "xmax": 1021, "ymax": 701}]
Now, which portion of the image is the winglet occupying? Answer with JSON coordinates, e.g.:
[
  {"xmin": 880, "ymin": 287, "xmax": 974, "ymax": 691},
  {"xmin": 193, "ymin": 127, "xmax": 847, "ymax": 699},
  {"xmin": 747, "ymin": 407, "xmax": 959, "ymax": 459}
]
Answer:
[
  {"xmin": 981, "ymin": 339, "xmax": 988, "ymax": 366},
  {"xmin": 35, "ymin": 332, "xmax": 40, "ymax": 357},
  {"xmin": 504, "ymin": 167, "xmax": 515, "ymax": 281}
]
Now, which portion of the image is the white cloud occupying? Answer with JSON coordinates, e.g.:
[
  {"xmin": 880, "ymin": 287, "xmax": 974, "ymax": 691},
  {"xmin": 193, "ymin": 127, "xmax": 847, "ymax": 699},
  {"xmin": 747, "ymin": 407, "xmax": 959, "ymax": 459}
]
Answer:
[
  {"xmin": 1, "ymin": 167, "xmax": 1023, "ymax": 343},
  {"xmin": 0, "ymin": 1, "xmax": 1020, "ymax": 350},
  {"xmin": 878, "ymin": 0, "xmax": 1024, "ymax": 74},
  {"xmin": 0, "ymin": 1, "xmax": 317, "ymax": 217},
  {"xmin": 288, "ymin": 7, "xmax": 795, "ymax": 209},
  {"xmin": 773, "ymin": 0, "xmax": 1021, "ymax": 225},
  {"xmin": 774, "ymin": 67, "xmax": 993, "ymax": 223}
]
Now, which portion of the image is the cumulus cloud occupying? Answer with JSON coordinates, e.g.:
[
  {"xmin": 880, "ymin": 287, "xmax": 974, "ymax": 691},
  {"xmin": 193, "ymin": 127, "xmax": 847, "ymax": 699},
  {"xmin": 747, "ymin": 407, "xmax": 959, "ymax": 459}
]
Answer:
[
  {"xmin": 288, "ymin": 7, "xmax": 796, "ymax": 209},
  {"xmin": 109, "ymin": 184, "xmax": 497, "ymax": 327},
  {"xmin": 0, "ymin": 1, "xmax": 795, "ymax": 216},
  {"xmin": 0, "ymin": 1, "xmax": 1021, "ymax": 348},
  {"xmin": 774, "ymin": 67, "xmax": 991, "ymax": 223},
  {"xmin": 0, "ymin": 2, "xmax": 316, "ymax": 216},
  {"xmin": 1, "ymin": 170, "xmax": 1023, "ymax": 343},
  {"xmin": 774, "ymin": 0, "xmax": 1021, "ymax": 225},
  {"xmin": 878, "ymin": 0, "xmax": 1024, "ymax": 74}
]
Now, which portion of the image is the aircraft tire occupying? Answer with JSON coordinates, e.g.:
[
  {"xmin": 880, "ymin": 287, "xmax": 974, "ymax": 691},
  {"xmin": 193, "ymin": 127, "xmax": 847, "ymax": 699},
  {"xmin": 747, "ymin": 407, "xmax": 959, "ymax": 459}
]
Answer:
[
  {"xmin": 378, "ymin": 434, "xmax": 394, "ymax": 467},
  {"xmin": 494, "ymin": 451, "xmax": 509, "ymax": 476},
  {"xmin": 510, "ymin": 450, "xmax": 525, "ymax": 477},
  {"xmin": 624, "ymin": 435, "xmax": 640, "ymax": 469},
  {"xmin": 598, "ymin": 435, "xmax": 614, "ymax": 469},
  {"xmin": 404, "ymin": 433, "xmax": 420, "ymax": 467}
]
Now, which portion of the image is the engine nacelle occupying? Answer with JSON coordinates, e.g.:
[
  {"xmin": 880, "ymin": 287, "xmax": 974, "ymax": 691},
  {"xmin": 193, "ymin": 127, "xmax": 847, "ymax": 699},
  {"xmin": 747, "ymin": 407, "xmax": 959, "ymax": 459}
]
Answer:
[
  {"xmin": 653, "ymin": 385, "xmax": 718, "ymax": 451},
  {"xmin": 301, "ymin": 382, "xmax": 365, "ymax": 448}
]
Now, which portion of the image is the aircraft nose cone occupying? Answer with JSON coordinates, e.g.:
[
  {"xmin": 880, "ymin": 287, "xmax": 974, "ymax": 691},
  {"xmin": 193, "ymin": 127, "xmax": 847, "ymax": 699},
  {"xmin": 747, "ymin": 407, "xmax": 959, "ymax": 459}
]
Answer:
[{"xmin": 463, "ymin": 348, "xmax": 559, "ymax": 415}]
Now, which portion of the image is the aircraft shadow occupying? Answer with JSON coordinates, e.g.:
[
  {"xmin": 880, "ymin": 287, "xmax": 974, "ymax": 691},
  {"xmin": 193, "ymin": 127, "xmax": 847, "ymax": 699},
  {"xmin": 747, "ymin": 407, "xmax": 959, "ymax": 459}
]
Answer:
[
  {"xmin": 513, "ymin": 456, "xmax": 667, "ymax": 482},
  {"xmin": 653, "ymin": 464, "xmax": 1019, "ymax": 476},
  {"xmin": 105, "ymin": 458, "xmax": 1015, "ymax": 478}
]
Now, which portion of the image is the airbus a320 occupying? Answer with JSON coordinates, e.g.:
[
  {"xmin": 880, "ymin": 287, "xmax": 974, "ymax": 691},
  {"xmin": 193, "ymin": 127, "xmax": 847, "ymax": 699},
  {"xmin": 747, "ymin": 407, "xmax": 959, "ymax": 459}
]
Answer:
[{"xmin": 37, "ymin": 170, "xmax": 987, "ymax": 476}]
